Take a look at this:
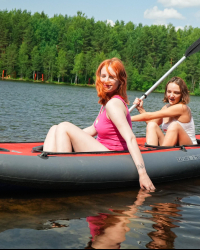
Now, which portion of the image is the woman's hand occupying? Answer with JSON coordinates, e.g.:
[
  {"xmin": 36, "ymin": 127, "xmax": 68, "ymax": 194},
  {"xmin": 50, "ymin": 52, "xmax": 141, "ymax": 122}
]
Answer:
[
  {"xmin": 134, "ymin": 98, "xmax": 143, "ymax": 108},
  {"xmin": 134, "ymin": 98, "xmax": 145, "ymax": 113},
  {"xmin": 139, "ymin": 172, "xmax": 156, "ymax": 191}
]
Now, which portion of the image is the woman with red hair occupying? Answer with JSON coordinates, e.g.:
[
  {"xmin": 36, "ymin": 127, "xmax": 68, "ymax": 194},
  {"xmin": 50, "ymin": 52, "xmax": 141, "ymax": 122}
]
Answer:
[{"xmin": 43, "ymin": 58, "xmax": 155, "ymax": 191}]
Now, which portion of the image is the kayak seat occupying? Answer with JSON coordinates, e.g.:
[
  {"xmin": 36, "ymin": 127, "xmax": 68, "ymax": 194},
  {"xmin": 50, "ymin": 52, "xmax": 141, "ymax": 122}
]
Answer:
[
  {"xmin": 32, "ymin": 145, "xmax": 43, "ymax": 153},
  {"xmin": 0, "ymin": 148, "xmax": 10, "ymax": 152},
  {"xmin": 32, "ymin": 145, "xmax": 76, "ymax": 153}
]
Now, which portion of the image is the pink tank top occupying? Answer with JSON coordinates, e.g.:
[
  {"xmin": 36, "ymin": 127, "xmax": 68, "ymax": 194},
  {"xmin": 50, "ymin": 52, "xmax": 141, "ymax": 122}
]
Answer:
[
  {"xmin": 94, "ymin": 95, "xmax": 132, "ymax": 151},
  {"xmin": 86, "ymin": 214, "xmax": 109, "ymax": 239}
]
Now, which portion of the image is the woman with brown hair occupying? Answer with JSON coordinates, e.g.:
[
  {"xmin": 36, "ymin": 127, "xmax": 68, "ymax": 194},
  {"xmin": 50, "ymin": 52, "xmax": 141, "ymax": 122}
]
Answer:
[
  {"xmin": 131, "ymin": 77, "xmax": 197, "ymax": 146},
  {"xmin": 43, "ymin": 58, "xmax": 155, "ymax": 190}
]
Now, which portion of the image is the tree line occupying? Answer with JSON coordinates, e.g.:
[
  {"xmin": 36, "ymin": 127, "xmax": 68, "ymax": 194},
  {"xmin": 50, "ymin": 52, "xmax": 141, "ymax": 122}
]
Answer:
[{"xmin": 1, "ymin": 9, "xmax": 200, "ymax": 94}]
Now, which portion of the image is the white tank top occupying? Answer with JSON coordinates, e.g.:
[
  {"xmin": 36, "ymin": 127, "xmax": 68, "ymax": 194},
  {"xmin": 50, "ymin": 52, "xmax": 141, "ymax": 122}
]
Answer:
[{"xmin": 162, "ymin": 116, "xmax": 197, "ymax": 145}]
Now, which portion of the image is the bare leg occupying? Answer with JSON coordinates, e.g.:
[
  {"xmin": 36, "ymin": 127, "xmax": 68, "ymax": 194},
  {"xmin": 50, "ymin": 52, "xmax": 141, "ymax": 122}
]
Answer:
[
  {"xmin": 162, "ymin": 122, "xmax": 193, "ymax": 146},
  {"xmin": 146, "ymin": 122, "xmax": 165, "ymax": 146},
  {"xmin": 55, "ymin": 122, "xmax": 109, "ymax": 153},
  {"xmin": 43, "ymin": 125, "xmax": 58, "ymax": 152}
]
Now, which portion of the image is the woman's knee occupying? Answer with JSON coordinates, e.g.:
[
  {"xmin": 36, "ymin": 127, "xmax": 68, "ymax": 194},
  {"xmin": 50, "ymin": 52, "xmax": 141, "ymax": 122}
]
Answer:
[
  {"xmin": 56, "ymin": 122, "xmax": 73, "ymax": 133},
  {"xmin": 146, "ymin": 122, "xmax": 159, "ymax": 132},
  {"xmin": 48, "ymin": 125, "xmax": 58, "ymax": 134},
  {"xmin": 167, "ymin": 122, "xmax": 180, "ymax": 132}
]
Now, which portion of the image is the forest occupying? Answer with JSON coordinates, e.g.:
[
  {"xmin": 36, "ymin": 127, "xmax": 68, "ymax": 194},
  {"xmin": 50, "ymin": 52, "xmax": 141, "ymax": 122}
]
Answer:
[{"xmin": 1, "ymin": 9, "xmax": 200, "ymax": 94}]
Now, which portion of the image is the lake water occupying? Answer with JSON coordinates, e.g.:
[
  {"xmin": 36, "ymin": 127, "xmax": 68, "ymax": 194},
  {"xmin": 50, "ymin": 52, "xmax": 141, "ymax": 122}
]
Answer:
[{"xmin": 0, "ymin": 80, "xmax": 200, "ymax": 249}]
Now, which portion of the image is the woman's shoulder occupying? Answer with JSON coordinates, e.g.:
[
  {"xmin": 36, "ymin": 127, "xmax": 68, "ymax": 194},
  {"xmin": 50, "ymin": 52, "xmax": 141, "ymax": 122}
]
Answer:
[
  {"xmin": 111, "ymin": 95, "xmax": 124, "ymax": 102},
  {"xmin": 175, "ymin": 103, "xmax": 188, "ymax": 110},
  {"xmin": 161, "ymin": 104, "xmax": 169, "ymax": 110},
  {"xmin": 106, "ymin": 97, "xmax": 126, "ymax": 111},
  {"xmin": 166, "ymin": 103, "xmax": 189, "ymax": 114},
  {"xmin": 107, "ymin": 97, "xmax": 124, "ymax": 106},
  {"xmin": 162, "ymin": 103, "xmax": 188, "ymax": 109}
]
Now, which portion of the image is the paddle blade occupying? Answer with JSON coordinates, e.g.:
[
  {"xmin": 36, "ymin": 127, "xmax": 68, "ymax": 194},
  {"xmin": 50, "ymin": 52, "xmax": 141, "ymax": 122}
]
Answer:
[{"xmin": 185, "ymin": 37, "xmax": 200, "ymax": 58}]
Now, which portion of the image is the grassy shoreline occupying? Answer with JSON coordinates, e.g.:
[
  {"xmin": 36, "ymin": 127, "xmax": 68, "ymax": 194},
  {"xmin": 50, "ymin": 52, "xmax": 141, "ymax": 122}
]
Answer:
[
  {"xmin": 0, "ymin": 77, "xmax": 96, "ymax": 88},
  {"xmin": 0, "ymin": 77, "xmax": 198, "ymax": 95}
]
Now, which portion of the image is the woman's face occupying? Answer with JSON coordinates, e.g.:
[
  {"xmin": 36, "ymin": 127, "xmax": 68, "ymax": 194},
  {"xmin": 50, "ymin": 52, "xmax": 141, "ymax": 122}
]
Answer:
[
  {"xmin": 100, "ymin": 66, "xmax": 120, "ymax": 94},
  {"xmin": 167, "ymin": 83, "xmax": 182, "ymax": 105}
]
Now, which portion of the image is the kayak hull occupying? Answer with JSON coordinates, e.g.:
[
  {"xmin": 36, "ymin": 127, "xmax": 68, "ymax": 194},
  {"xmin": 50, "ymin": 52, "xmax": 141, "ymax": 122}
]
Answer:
[{"xmin": 0, "ymin": 139, "xmax": 200, "ymax": 190}]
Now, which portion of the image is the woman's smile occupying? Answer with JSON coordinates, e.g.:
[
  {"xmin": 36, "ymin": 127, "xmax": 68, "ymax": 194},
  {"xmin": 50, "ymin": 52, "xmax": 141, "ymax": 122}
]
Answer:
[
  {"xmin": 100, "ymin": 66, "xmax": 120, "ymax": 93},
  {"xmin": 169, "ymin": 97, "xmax": 175, "ymax": 103},
  {"xmin": 167, "ymin": 83, "xmax": 182, "ymax": 105},
  {"xmin": 103, "ymin": 83, "xmax": 113, "ymax": 90}
]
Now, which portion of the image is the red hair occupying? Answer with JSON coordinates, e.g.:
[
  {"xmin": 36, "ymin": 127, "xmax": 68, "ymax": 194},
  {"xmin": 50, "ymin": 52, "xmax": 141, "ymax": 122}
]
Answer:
[{"xmin": 95, "ymin": 58, "xmax": 129, "ymax": 106}]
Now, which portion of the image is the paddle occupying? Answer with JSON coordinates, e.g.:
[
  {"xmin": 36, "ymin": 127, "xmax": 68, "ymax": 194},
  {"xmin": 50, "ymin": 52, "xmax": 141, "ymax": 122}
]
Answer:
[{"xmin": 129, "ymin": 37, "xmax": 200, "ymax": 112}]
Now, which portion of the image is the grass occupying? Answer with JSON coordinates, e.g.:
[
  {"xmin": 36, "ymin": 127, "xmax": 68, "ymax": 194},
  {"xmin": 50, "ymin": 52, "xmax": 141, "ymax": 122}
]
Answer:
[
  {"xmin": 0, "ymin": 77, "xmax": 95, "ymax": 88},
  {"xmin": 0, "ymin": 77, "xmax": 198, "ymax": 95}
]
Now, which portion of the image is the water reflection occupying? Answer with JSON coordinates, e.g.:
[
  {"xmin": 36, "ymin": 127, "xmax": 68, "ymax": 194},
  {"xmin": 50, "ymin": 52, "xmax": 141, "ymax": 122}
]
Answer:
[
  {"xmin": 0, "ymin": 184, "xmax": 199, "ymax": 248},
  {"xmin": 84, "ymin": 189, "xmax": 182, "ymax": 249},
  {"xmin": 146, "ymin": 203, "xmax": 181, "ymax": 249},
  {"xmin": 41, "ymin": 220, "xmax": 69, "ymax": 230},
  {"xmin": 85, "ymin": 190, "xmax": 151, "ymax": 249}
]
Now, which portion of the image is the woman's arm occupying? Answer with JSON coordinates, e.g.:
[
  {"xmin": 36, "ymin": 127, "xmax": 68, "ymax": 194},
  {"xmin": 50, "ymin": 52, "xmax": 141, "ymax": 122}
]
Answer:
[
  {"xmin": 133, "ymin": 98, "xmax": 162, "ymax": 125},
  {"xmin": 106, "ymin": 99, "xmax": 155, "ymax": 191},
  {"xmin": 83, "ymin": 125, "xmax": 97, "ymax": 137},
  {"xmin": 131, "ymin": 103, "xmax": 186, "ymax": 122}
]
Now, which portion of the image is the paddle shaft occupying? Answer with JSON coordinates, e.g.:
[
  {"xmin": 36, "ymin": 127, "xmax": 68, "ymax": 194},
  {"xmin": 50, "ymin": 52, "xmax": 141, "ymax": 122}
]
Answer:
[{"xmin": 129, "ymin": 56, "xmax": 186, "ymax": 112}]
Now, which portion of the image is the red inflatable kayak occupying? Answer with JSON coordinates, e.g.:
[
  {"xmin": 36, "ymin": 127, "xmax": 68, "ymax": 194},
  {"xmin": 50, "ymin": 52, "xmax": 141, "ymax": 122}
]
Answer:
[{"xmin": 0, "ymin": 136, "xmax": 200, "ymax": 190}]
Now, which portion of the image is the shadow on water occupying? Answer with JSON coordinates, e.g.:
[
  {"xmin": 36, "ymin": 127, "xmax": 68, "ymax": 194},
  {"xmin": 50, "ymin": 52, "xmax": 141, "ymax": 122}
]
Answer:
[{"xmin": 0, "ymin": 178, "xmax": 199, "ymax": 248}]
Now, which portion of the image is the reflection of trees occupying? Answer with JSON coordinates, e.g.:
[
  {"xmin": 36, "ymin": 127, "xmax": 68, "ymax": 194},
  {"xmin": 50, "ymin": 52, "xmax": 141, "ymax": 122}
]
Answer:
[{"xmin": 146, "ymin": 203, "xmax": 181, "ymax": 249}]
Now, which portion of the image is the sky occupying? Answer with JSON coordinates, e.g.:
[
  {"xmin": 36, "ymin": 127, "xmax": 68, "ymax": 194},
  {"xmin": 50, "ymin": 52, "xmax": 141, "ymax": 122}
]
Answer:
[{"xmin": 1, "ymin": 0, "xmax": 200, "ymax": 30}]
